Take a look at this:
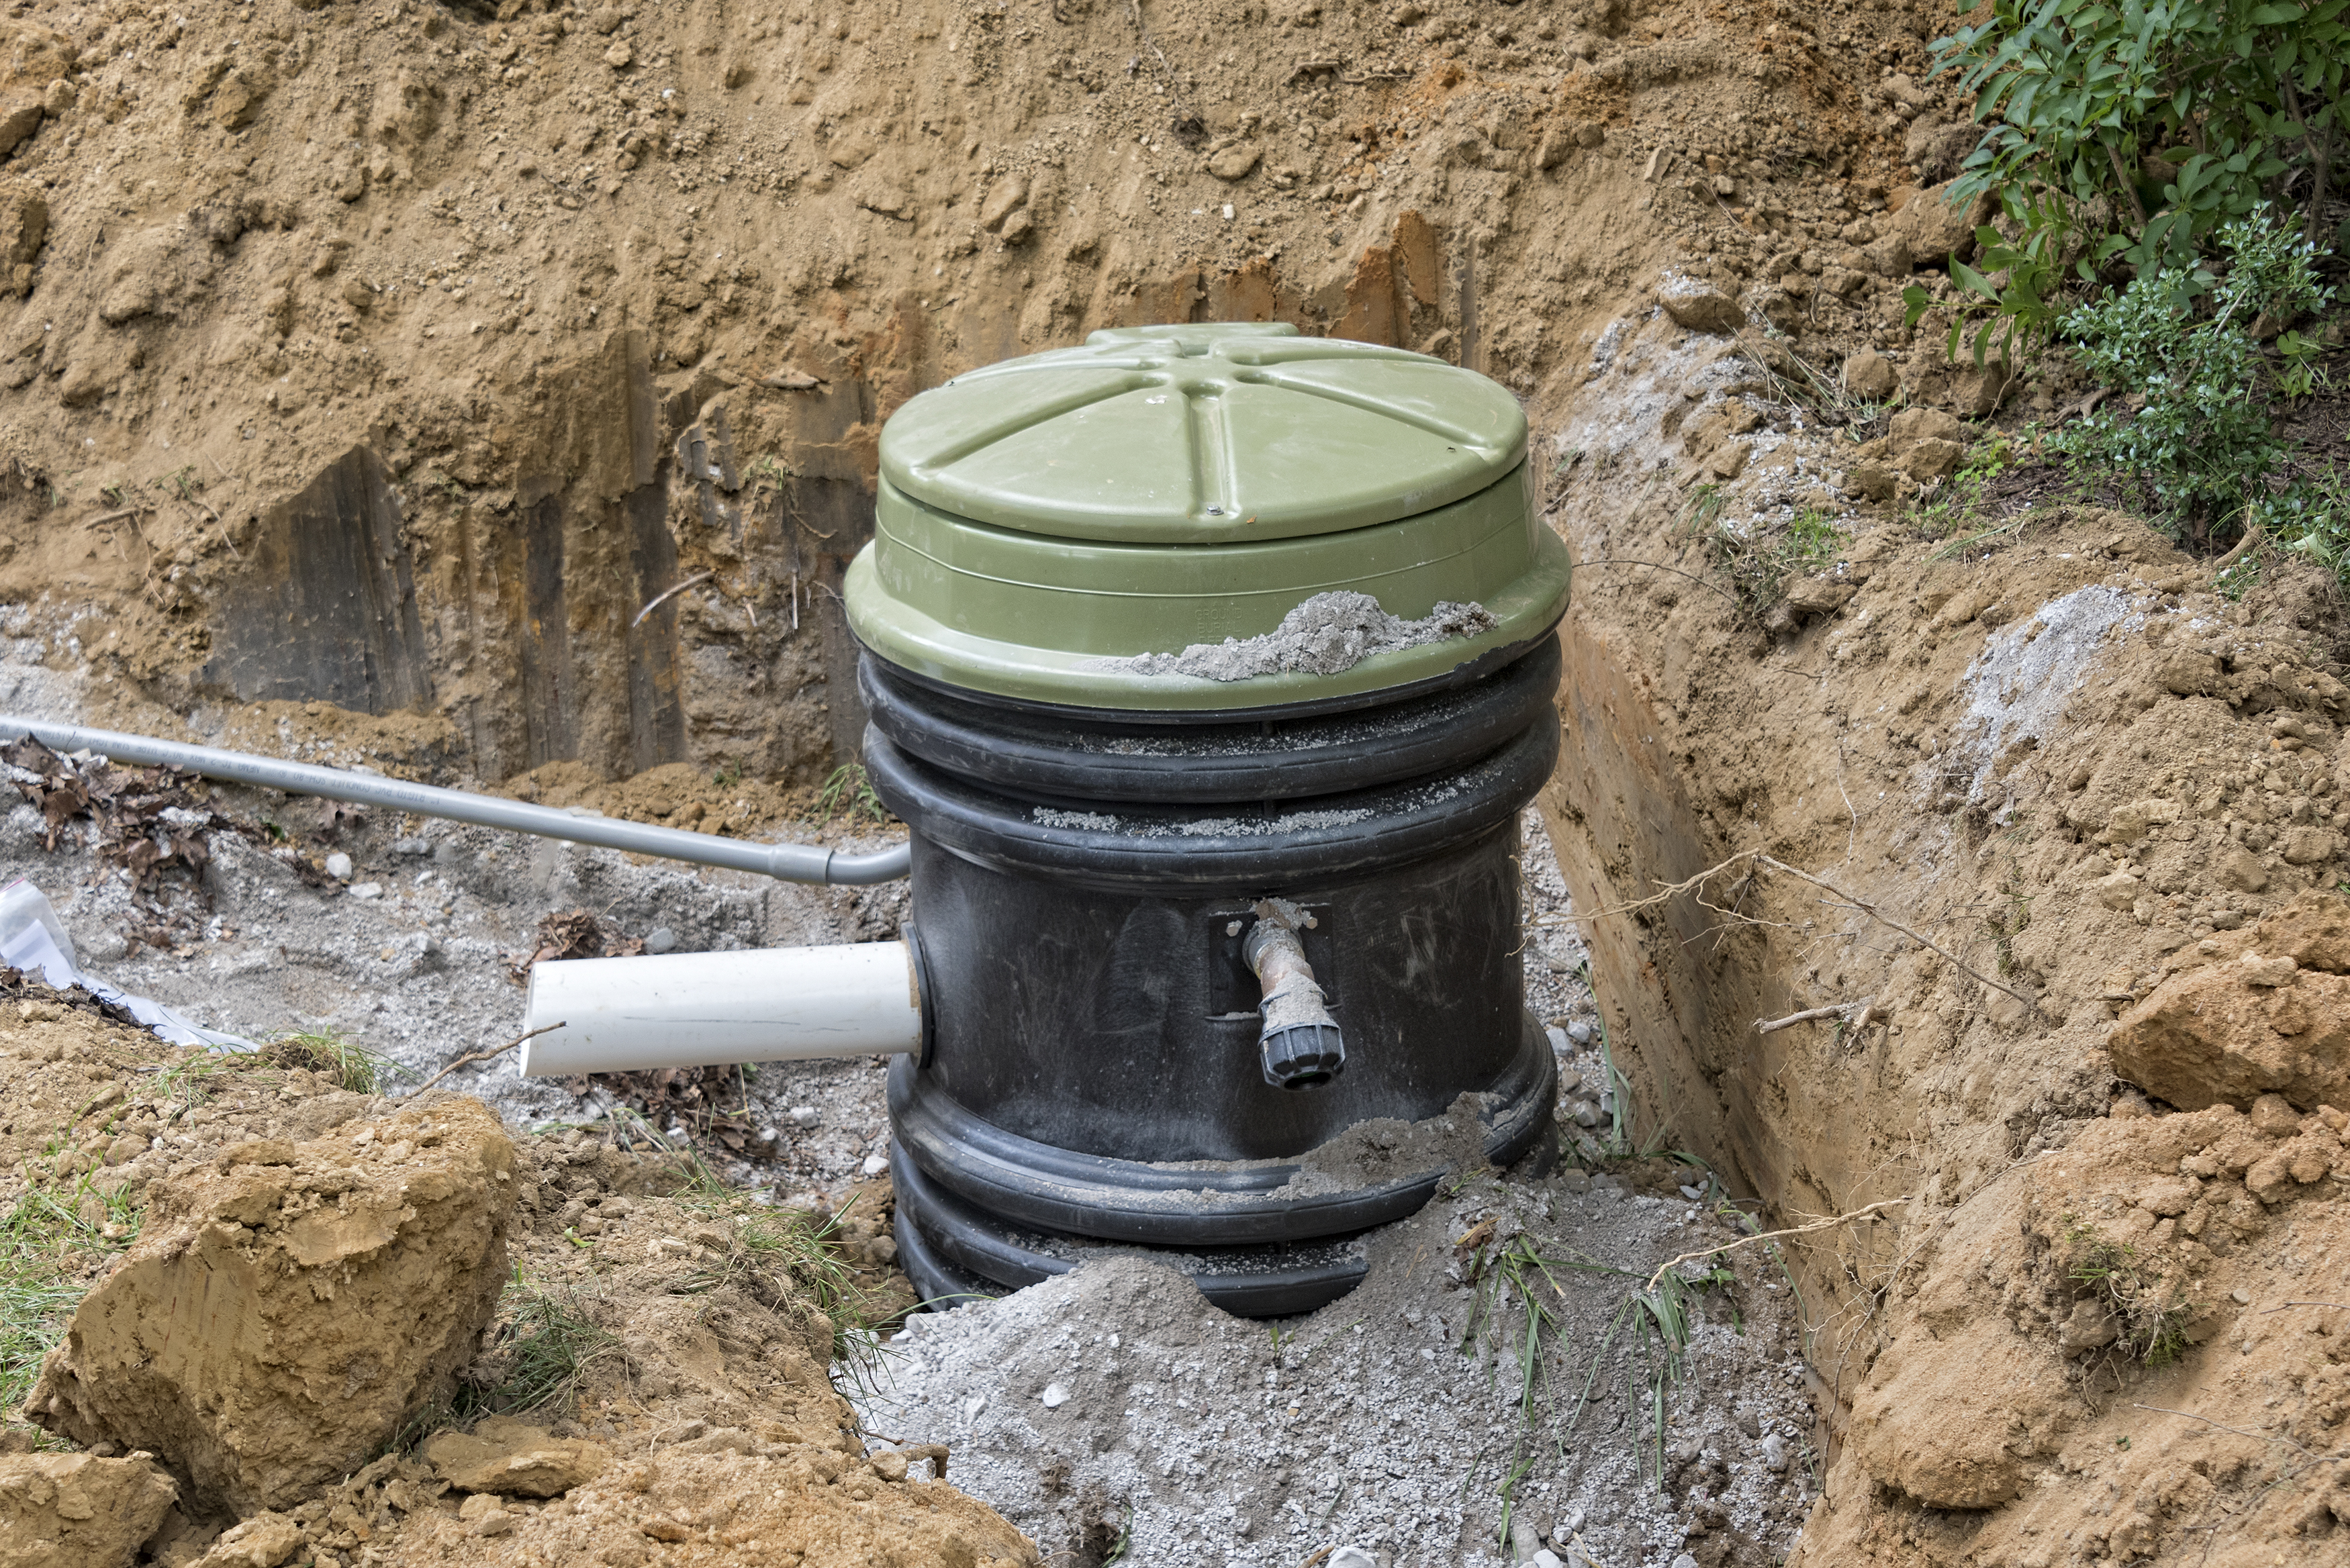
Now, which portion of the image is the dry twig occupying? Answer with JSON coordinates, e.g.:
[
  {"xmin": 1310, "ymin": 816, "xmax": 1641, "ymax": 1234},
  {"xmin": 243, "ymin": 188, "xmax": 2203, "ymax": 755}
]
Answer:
[
  {"xmin": 1642, "ymin": 1197, "xmax": 1911, "ymax": 1295},
  {"xmin": 410, "ymin": 1022, "xmax": 566, "ymax": 1094},
  {"xmin": 1564, "ymin": 849, "xmax": 2037, "ymax": 1013},
  {"xmin": 1756, "ymin": 997, "xmax": 1881, "ymax": 1035},
  {"xmin": 632, "ymin": 571, "xmax": 714, "ymax": 630}
]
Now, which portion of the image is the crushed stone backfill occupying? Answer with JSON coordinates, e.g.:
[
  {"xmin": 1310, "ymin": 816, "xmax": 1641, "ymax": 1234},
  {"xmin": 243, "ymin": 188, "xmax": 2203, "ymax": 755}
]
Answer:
[{"xmin": 859, "ymin": 1178, "xmax": 1816, "ymax": 1568}]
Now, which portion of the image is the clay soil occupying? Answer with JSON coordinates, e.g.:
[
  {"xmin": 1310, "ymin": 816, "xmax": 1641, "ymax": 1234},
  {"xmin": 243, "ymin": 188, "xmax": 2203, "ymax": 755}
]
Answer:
[
  {"xmin": 0, "ymin": 987, "xmax": 1032, "ymax": 1566},
  {"xmin": 3, "ymin": 0, "xmax": 2350, "ymax": 1563}
]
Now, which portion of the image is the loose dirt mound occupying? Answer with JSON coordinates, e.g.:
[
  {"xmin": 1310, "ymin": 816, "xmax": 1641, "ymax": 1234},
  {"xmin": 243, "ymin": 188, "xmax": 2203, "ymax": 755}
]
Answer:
[{"xmin": 0, "ymin": 1000, "xmax": 1034, "ymax": 1567}]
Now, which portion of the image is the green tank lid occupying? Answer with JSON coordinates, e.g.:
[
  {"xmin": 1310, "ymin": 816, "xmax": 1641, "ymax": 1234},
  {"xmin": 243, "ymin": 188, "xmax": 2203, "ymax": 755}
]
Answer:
[
  {"xmin": 847, "ymin": 323, "xmax": 1571, "ymax": 712},
  {"xmin": 878, "ymin": 322, "xmax": 1527, "ymax": 545}
]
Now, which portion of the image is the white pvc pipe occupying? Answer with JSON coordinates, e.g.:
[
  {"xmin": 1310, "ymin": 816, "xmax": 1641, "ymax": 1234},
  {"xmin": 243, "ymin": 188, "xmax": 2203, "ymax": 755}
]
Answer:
[{"xmin": 519, "ymin": 940, "xmax": 923, "ymax": 1076}]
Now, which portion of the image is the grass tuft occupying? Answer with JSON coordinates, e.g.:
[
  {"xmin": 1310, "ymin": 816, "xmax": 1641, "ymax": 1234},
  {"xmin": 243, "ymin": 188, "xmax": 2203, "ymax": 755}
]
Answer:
[{"xmin": 261, "ymin": 1029, "xmax": 404, "ymax": 1095}]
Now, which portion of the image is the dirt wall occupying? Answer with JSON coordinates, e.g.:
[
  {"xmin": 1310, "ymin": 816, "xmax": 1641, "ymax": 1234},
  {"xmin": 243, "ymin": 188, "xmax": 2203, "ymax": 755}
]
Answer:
[{"xmin": 0, "ymin": 0, "xmax": 1949, "ymax": 787}]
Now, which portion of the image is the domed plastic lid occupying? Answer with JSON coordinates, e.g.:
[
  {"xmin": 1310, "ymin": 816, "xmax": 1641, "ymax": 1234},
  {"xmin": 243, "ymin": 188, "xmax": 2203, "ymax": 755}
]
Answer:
[{"xmin": 878, "ymin": 322, "xmax": 1528, "ymax": 546}]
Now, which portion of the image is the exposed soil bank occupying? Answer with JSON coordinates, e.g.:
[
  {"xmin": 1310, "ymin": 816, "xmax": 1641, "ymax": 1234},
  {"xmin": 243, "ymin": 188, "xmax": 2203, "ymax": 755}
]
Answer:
[{"xmin": 1540, "ymin": 302, "xmax": 2350, "ymax": 1563}]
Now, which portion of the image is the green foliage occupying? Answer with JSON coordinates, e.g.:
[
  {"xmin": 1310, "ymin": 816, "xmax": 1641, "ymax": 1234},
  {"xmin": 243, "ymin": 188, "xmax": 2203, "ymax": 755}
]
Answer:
[
  {"xmin": 815, "ymin": 762, "xmax": 888, "ymax": 825},
  {"xmin": 0, "ymin": 1179, "xmax": 144, "ymax": 1434},
  {"xmin": 479, "ymin": 1273, "xmax": 624, "ymax": 1414},
  {"xmin": 1938, "ymin": 0, "xmax": 2350, "ymax": 274},
  {"xmin": 2049, "ymin": 209, "xmax": 2333, "ymax": 528},
  {"xmin": 2062, "ymin": 1218, "xmax": 2194, "ymax": 1365},
  {"xmin": 1905, "ymin": 191, "xmax": 2076, "ymax": 366},
  {"xmin": 1682, "ymin": 491, "xmax": 1848, "ymax": 622}
]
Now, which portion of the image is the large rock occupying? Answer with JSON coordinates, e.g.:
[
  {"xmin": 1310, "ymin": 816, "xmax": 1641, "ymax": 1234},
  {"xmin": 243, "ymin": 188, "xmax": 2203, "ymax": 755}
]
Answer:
[
  {"xmin": 2110, "ymin": 896, "xmax": 2350, "ymax": 1112},
  {"xmin": 0, "ymin": 1453, "xmax": 179, "ymax": 1568},
  {"xmin": 1846, "ymin": 1315, "xmax": 2064, "ymax": 1508},
  {"xmin": 424, "ymin": 1416, "xmax": 611, "ymax": 1497},
  {"xmin": 1892, "ymin": 179, "xmax": 1995, "ymax": 262},
  {"xmin": 27, "ymin": 1098, "xmax": 516, "ymax": 1516},
  {"xmin": 1656, "ymin": 272, "xmax": 1744, "ymax": 335}
]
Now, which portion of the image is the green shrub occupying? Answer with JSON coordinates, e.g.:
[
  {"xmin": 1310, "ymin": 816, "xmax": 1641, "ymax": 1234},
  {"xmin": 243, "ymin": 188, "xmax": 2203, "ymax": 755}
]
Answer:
[
  {"xmin": 1938, "ymin": 0, "xmax": 2349, "ymax": 273},
  {"xmin": 2048, "ymin": 209, "xmax": 2332, "ymax": 529}
]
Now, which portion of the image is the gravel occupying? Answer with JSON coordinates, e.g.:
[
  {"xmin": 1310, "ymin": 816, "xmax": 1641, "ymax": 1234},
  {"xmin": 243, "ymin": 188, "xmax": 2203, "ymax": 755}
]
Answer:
[
  {"xmin": 1104, "ymin": 591, "xmax": 1499, "ymax": 681},
  {"xmin": 857, "ymin": 1171, "xmax": 1818, "ymax": 1568}
]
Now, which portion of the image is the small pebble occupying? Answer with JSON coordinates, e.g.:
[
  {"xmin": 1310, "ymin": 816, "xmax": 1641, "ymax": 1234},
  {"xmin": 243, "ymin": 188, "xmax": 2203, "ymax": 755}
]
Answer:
[
  {"xmin": 788, "ymin": 1106, "xmax": 820, "ymax": 1128},
  {"xmin": 1039, "ymin": 1383, "xmax": 1070, "ymax": 1409},
  {"xmin": 1566, "ymin": 1020, "xmax": 1594, "ymax": 1044},
  {"xmin": 1327, "ymin": 1549, "xmax": 1376, "ymax": 1568},
  {"xmin": 1571, "ymin": 1104, "xmax": 1602, "ymax": 1128},
  {"xmin": 1762, "ymin": 1432, "xmax": 1789, "ymax": 1472},
  {"xmin": 645, "ymin": 926, "xmax": 679, "ymax": 954},
  {"xmin": 325, "ymin": 852, "xmax": 353, "ymax": 881},
  {"xmin": 391, "ymin": 837, "xmax": 432, "ymax": 856},
  {"xmin": 349, "ymin": 883, "xmax": 383, "ymax": 900},
  {"xmin": 1545, "ymin": 1026, "xmax": 1570, "ymax": 1054},
  {"xmin": 1673, "ymin": 1555, "xmax": 1699, "ymax": 1568},
  {"xmin": 1532, "ymin": 1553, "xmax": 1565, "ymax": 1568},
  {"xmin": 861, "ymin": 1153, "xmax": 889, "ymax": 1177}
]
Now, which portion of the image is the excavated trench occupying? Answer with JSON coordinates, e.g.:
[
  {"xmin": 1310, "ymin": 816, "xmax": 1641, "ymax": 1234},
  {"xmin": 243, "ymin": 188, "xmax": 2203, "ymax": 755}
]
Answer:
[{"xmin": 5, "ymin": 0, "xmax": 2349, "ymax": 1562}]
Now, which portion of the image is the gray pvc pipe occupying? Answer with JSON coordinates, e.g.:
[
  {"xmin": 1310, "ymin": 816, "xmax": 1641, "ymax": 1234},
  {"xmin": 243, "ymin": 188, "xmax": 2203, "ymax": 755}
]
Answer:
[{"xmin": 0, "ymin": 715, "xmax": 910, "ymax": 885}]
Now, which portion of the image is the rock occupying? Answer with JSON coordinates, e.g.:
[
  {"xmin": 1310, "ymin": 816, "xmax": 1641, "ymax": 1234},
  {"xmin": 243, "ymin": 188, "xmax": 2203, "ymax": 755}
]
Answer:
[
  {"xmin": 1847, "ymin": 1315, "xmax": 2061, "ymax": 1508},
  {"xmin": 1783, "ymin": 575, "xmax": 1858, "ymax": 618},
  {"xmin": 425, "ymin": 1416, "xmax": 610, "ymax": 1497},
  {"xmin": 978, "ymin": 175, "xmax": 1030, "ymax": 233},
  {"xmin": 644, "ymin": 926, "xmax": 678, "ymax": 954},
  {"xmin": 349, "ymin": 882, "xmax": 383, "ymax": 899},
  {"xmin": 1656, "ymin": 273, "xmax": 1744, "ymax": 335},
  {"xmin": 1327, "ymin": 1550, "xmax": 1378, "ymax": 1568},
  {"xmin": 1842, "ymin": 348, "xmax": 1895, "ymax": 399},
  {"xmin": 1897, "ymin": 438, "xmax": 1964, "ymax": 482},
  {"xmin": 2102, "ymin": 798, "xmax": 2183, "ymax": 845},
  {"xmin": 28, "ymin": 1099, "xmax": 517, "ymax": 1515},
  {"xmin": 1889, "ymin": 407, "xmax": 1963, "ymax": 447},
  {"xmin": 1039, "ymin": 1382, "xmax": 1070, "ymax": 1409},
  {"xmin": 2108, "ymin": 954, "xmax": 2350, "ymax": 1112},
  {"xmin": 2159, "ymin": 651, "xmax": 2222, "ymax": 696},
  {"xmin": 1948, "ymin": 360, "xmax": 2016, "ymax": 418},
  {"xmin": 2216, "ymin": 846, "xmax": 2270, "ymax": 893},
  {"xmin": 192, "ymin": 1512, "xmax": 301, "ymax": 1568},
  {"xmin": 1761, "ymin": 1432, "xmax": 1789, "ymax": 1472},
  {"xmin": 2261, "ymin": 892, "xmax": 2350, "ymax": 971},
  {"xmin": 1861, "ymin": 234, "xmax": 1914, "ymax": 278},
  {"xmin": 0, "ymin": 1453, "xmax": 179, "ymax": 1568},
  {"xmin": 1846, "ymin": 461, "xmax": 1899, "ymax": 502},
  {"xmin": 2250, "ymin": 1092, "xmax": 2303, "ymax": 1136},
  {"xmin": 1566, "ymin": 1019, "xmax": 1593, "ymax": 1044},
  {"xmin": 604, "ymin": 40, "xmax": 634, "ymax": 69},
  {"xmin": 1207, "ymin": 143, "xmax": 1261, "ymax": 181},
  {"xmin": 787, "ymin": 1104, "xmax": 820, "ymax": 1128},
  {"xmin": 2058, "ymin": 1297, "xmax": 2120, "ymax": 1353},
  {"xmin": 2280, "ymin": 826, "xmax": 2344, "ymax": 866},
  {"xmin": 2091, "ymin": 871, "xmax": 2141, "ymax": 912},
  {"xmin": 324, "ymin": 852, "xmax": 353, "ymax": 881},
  {"xmin": 0, "ymin": 182, "xmax": 42, "ymax": 295},
  {"xmin": 0, "ymin": 93, "xmax": 42, "ymax": 164},
  {"xmin": 1893, "ymin": 179, "xmax": 1995, "ymax": 262}
]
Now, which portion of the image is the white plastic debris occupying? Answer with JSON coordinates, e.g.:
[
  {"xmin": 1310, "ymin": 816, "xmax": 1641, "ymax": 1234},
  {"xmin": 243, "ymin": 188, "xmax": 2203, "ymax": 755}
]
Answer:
[{"xmin": 0, "ymin": 879, "xmax": 254, "ymax": 1049}]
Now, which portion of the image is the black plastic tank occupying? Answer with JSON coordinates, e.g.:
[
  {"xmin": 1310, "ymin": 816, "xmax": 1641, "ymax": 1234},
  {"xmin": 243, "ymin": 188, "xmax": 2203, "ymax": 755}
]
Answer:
[{"xmin": 843, "ymin": 323, "xmax": 1574, "ymax": 1314}]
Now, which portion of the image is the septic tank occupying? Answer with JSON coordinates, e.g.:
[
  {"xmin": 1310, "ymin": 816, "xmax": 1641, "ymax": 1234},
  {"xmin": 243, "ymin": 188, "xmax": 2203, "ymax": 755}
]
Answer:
[{"xmin": 844, "ymin": 322, "xmax": 1573, "ymax": 1315}]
